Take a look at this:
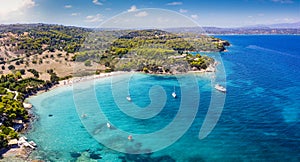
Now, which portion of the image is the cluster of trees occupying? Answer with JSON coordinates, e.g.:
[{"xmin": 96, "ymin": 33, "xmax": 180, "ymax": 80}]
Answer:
[
  {"xmin": 108, "ymin": 30, "xmax": 218, "ymax": 73},
  {"xmin": 0, "ymin": 24, "xmax": 89, "ymax": 60},
  {"xmin": 109, "ymin": 30, "xmax": 229, "ymax": 55},
  {"xmin": 0, "ymin": 70, "xmax": 64, "ymax": 148},
  {"xmin": 0, "ymin": 95, "xmax": 28, "ymax": 126},
  {"xmin": 0, "ymin": 69, "xmax": 61, "ymax": 97},
  {"xmin": 46, "ymin": 69, "xmax": 59, "ymax": 84},
  {"xmin": 0, "ymin": 75, "xmax": 29, "ymax": 148},
  {"xmin": 27, "ymin": 69, "xmax": 39, "ymax": 78},
  {"xmin": 0, "ymin": 125, "xmax": 18, "ymax": 148},
  {"xmin": 186, "ymin": 54, "xmax": 214, "ymax": 70},
  {"xmin": 71, "ymin": 29, "xmax": 228, "ymax": 72},
  {"xmin": 0, "ymin": 94, "xmax": 27, "ymax": 148},
  {"xmin": 0, "ymin": 74, "xmax": 43, "ymax": 95},
  {"xmin": 115, "ymin": 47, "xmax": 174, "ymax": 72}
]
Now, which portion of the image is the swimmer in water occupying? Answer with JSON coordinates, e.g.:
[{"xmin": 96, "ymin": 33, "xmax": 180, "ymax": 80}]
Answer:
[{"xmin": 128, "ymin": 135, "xmax": 133, "ymax": 141}]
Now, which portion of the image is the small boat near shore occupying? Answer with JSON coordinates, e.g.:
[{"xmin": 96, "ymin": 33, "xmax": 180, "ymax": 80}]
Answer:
[
  {"xmin": 126, "ymin": 95, "xmax": 132, "ymax": 101},
  {"xmin": 215, "ymin": 84, "xmax": 226, "ymax": 93},
  {"xmin": 172, "ymin": 86, "xmax": 177, "ymax": 98}
]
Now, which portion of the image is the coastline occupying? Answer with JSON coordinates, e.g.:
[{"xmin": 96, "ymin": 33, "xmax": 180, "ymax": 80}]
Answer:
[
  {"xmin": 1, "ymin": 67, "xmax": 218, "ymax": 161},
  {"xmin": 32, "ymin": 71, "xmax": 129, "ymax": 96},
  {"xmin": 1, "ymin": 71, "xmax": 129, "ymax": 161},
  {"xmin": 29, "ymin": 66, "xmax": 217, "ymax": 98}
]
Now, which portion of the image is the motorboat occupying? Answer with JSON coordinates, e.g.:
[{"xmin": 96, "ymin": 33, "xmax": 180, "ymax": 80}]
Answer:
[{"xmin": 215, "ymin": 84, "xmax": 226, "ymax": 93}]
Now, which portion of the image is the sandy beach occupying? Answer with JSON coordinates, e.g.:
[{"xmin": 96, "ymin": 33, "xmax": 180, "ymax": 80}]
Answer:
[
  {"xmin": 46, "ymin": 67, "xmax": 217, "ymax": 93},
  {"xmin": 31, "ymin": 71, "xmax": 131, "ymax": 97}
]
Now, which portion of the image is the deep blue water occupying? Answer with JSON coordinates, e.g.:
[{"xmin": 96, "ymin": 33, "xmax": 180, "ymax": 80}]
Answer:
[{"xmin": 27, "ymin": 35, "xmax": 300, "ymax": 161}]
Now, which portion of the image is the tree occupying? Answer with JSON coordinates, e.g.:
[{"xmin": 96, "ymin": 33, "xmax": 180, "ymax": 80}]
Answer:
[
  {"xmin": 19, "ymin": 69, "xmax": 25, "ymax": 75},
  {"xmin": 48, "ymin": 46, "xmax": 55, "ymax": 52},
  {"xmin": 0, "ymin": 134, "xmax": 8, "ymax": 148},
  {"xmin": 28, "ymin": 69, "xmax": 39, "ymax": 78},
  {"xmin": 0, "ymin": 87, "xmax": 7, "ymax": 95},
  {"xmin": 8, "ymin": 65, "xmax": 15, "ymax": 70},
  {"xmin": 14, "ymin": 71, "xmax": 22, "ymax": 79},
  {"xmin": 50, "ymin": 73, "xmax": 59, "ymax": 83},
  {"xmin": 84, "ymin": 60, "xmax": 92, "ymax": 66}
]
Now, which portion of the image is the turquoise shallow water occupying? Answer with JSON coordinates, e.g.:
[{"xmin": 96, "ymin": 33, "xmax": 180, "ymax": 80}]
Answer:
[{"xmin": 26, "ymin": 35, "xmax": 300, "ymax": 161}]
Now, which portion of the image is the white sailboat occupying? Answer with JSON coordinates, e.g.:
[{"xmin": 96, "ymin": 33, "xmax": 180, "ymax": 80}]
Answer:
[{"xmin": 172, "ymin": 86, "xmax": 177, "ymax": 98}]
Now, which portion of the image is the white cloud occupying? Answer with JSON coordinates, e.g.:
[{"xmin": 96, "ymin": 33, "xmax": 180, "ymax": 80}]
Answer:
[
  {"xmin": 128, "ymin": 5, "xmax": 137, "ymax": 12},
  {"xmin": 86, "ymin": 15, "xmax": 93, "ymax": 19},
  {"xmin": 283, "ymin": 17, "xmax": 294, "ymax": 22},
  {"xmin": 71, "ymin": 13, "xmax": 80, "ymax": 16},
  {"xmin": 0, "ymin": 0, "xmax": 36, "ymax": 22},
  {"xmin": 92, "ymin": 0, "xmax": 103, "ymax": 5},
  {"xmin": 135, "ymin": 11, "xmax": 148, "ymax": 17},
  {"xmin": 166, "ymin": 2, "xmax": 183, "ymax": 5},
  {"xmin": 85, "ymin": 14, "xmax": 103, "ymax": 23},
  {"xmin": 64, "ymin": 5, "xmax": 72, "ymax": 8},
  {"xmin": 258, "ymin": 13, "xmax": 265, "ymax": 16},
  {"xmin": 191, "ymin": 14, "xmax": 198, "ymax": 19},
  {"xmin": 179, "ymin": 9, "xmax": 188, "ymax": 13},
  {"xmin": 0, "ymin": 0, "xmax": 35, "ymax": 16},
  {"xmin": 271, "ymin": 0, "xmax": 293, "ymax": 3}
]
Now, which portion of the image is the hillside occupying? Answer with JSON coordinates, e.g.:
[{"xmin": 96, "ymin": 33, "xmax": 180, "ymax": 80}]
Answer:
[
  {"xmin": 0, "ymin": 24, "xmax": 230, "ymax": 78},
  {"xmin": 102, "ymin": 29, "xmax": 227, "ymax": 74}
]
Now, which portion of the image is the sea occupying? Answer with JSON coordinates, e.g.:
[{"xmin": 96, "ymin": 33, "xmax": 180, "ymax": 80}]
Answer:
[{"xmin": 26, "ymin": 35, "xmax": 300, "ymax": 162}]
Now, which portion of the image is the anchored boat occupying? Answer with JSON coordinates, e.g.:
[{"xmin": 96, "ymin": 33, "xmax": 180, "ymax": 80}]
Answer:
[
  {"xmin": 126, "ymin": 95, "xmax": 132, "ymax": 101},
  {"xmin": 215, "ymin": 84, "xmax": 226, "ymax": 93},
  {"xmin": 172, "ymin": 86, "xmax": 177, "ymax": 98}
]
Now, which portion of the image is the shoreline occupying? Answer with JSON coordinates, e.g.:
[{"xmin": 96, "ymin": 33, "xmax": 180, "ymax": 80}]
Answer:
[
  {"xmin": 28, "ymin": 71, "xmax": 130, "ymax": 97},
  {"xmin": 1, "ymin": 67, "xmax": 217, "ymax": 161},
  {"xmin": 32, "ymin": 65, "xmax": 218, "ymax": 97},
  {"xmin": 1, "ymin": 71, "xmax": 129, "ymax": 161}
]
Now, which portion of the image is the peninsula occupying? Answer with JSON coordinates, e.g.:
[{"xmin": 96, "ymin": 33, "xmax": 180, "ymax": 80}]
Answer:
[{"xmin": 0, "ymin": 24, "xmax": 230, "ymax": 159}]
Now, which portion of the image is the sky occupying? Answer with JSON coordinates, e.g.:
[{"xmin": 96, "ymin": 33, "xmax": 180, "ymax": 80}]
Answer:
[{"xmin": 0, "ymin": 0, "xmax": 299, "ymax": 28}]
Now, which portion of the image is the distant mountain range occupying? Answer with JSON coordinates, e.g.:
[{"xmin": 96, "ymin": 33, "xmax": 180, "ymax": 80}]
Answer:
[
  {"xmin": 164, "ymin": 22, "xmax": 300, "ymax": 35},
  {"xmin": 244, "ymin": 21, "xmax": 300, "ymax": 29},
  {"xmin": 1, "ymin": 22, "xmax": 299, "ymax": 35}
]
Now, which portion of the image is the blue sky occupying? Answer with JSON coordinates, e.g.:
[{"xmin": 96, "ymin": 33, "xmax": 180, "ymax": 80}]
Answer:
[{"xmin": 0, "ymin": 0, "xmax": 299, "ymax": 27}]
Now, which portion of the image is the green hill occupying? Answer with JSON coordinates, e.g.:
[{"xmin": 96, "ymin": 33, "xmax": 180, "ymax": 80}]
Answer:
[{"xmin": 0, "ymin": 24, "xmax": 230, "ymax": 77}]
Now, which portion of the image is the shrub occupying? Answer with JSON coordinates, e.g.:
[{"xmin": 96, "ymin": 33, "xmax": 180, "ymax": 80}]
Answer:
[
  {"xmin": 0, "ymin": 87, "xmax": 7, "ymax": 94},
  {"xmin": 8, "ymin": 65, "xmax": 15, "ymax": 70},
  {"xmin": 19, "ymin": 69, "xmax": 25, "ymax": 75},
  {"xmin": 28, "ymin": 69, "xmax": 39, "ymax": 78},
  {"xmin": 84, "ymin": 60, "xmax": 92, "ymax": 66}
]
